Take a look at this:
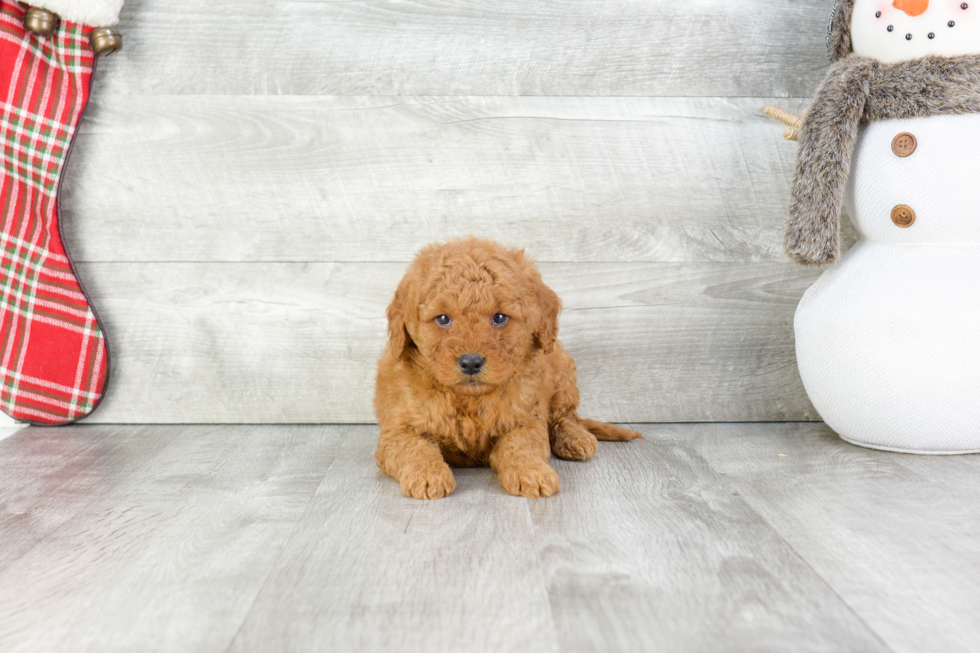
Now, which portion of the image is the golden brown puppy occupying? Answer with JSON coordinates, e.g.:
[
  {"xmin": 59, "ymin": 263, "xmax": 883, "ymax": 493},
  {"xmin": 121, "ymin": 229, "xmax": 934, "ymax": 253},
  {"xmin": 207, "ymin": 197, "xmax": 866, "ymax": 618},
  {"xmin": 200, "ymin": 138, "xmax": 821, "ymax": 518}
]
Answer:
[{"xmin": 374, "ymin": 238, "xmax": 642, "ymax": 499}]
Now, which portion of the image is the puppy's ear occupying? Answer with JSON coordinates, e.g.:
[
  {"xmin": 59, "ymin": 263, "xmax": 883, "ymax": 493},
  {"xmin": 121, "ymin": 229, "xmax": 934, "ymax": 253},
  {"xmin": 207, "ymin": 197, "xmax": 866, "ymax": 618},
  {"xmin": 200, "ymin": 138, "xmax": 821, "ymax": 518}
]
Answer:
[
  {"xmin": 386, "ymin": 279, "xmax": 415, "ymax": 360},
  {"xmin": 532, "ymin": 275, "xmax": 562, "ymax": 355}
]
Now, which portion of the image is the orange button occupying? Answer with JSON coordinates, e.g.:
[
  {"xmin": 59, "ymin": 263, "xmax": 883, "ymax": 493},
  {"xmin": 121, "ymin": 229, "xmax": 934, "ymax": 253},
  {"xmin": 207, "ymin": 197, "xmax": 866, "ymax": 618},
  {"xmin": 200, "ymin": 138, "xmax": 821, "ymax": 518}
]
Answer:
[
  {"xmin": 891, "ymin": 205, "xmax": 916, "ymax": 228},
  {"xmin": 892, "ymin": 133, "xmax": 917, "ymax": 157}
]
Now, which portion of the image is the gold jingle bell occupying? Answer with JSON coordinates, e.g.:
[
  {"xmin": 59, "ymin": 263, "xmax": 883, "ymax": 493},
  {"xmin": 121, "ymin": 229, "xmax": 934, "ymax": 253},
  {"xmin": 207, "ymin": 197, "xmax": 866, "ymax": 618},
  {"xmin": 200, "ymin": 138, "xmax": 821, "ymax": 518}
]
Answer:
[
  {"xmin": 24, "ymin": 7, "xmax": 59, "ymax": 36},
  {"xmin": 89, "ymin": 27, "xmax": 122, "ymax": 56}
]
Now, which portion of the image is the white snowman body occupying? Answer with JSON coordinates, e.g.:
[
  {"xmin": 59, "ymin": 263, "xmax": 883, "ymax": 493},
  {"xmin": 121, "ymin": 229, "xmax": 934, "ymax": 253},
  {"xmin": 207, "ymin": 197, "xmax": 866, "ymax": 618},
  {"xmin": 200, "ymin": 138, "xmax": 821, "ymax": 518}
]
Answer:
[
  {"xmin": 793, "ymin": 0, "xmax": 980, "ymax": 453},
  {"xmin": 795, "ymin": 113, "xmax": 980, "ymax": 453}
]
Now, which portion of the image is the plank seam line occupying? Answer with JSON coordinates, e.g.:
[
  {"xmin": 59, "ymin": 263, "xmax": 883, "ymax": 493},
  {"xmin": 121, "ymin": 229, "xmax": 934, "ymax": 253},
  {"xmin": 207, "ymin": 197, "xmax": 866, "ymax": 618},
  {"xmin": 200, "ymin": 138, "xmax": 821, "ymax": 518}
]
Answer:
[
  {"xmin": 220, "ymin": 425, "xmax": 348, "ymax": 653},
  {"xmin": 522, "ymin": 489, "xmax": 563, "ymax": 653},
  {"xmin": 718, "ymin": 474, "xmax": 898, "ymax": 652}
]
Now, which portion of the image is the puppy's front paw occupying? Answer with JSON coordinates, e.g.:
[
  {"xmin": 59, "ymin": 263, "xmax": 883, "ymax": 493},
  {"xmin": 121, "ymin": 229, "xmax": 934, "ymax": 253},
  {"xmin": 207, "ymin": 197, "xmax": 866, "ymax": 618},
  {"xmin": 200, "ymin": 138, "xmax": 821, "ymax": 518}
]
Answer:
[
  {"xmin": 499, "ymin": 463, "xmax": 560, "ymax": 498},
  {"xmin": 551, "ymin": 423, "xmax": 598, "ymax": 461},
  {"xmin": 399, "ymin": 463, "xmax": 456, "ymax": 500}
]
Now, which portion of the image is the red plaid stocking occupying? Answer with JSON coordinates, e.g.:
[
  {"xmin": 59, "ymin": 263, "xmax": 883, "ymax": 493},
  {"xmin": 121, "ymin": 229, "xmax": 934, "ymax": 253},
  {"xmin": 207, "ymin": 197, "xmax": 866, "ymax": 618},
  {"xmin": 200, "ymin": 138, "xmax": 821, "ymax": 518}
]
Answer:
[{"xmin": 0, "ymin": 1, "xmax": 108, "ymax": 425}]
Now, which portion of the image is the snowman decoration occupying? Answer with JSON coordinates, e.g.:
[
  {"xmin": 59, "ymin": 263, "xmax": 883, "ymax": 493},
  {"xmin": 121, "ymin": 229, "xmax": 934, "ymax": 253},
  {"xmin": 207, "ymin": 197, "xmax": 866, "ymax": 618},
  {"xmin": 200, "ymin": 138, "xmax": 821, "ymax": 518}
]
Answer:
[{"xmin": 767, "ymin": 0, "xmax": 980, "ymax": 453}]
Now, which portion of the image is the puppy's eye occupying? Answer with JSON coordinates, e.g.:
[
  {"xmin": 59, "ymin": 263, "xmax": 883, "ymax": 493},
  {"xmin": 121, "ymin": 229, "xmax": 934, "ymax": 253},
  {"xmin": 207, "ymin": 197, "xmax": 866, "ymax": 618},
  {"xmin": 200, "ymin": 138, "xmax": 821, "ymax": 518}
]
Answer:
[
  {"xmin": 435, "ymin": 314, "xmax": 451, "ymax": 327},
  {"xmin": 492, "ymin": 313, "xmax": 509, "ymax": 326}
]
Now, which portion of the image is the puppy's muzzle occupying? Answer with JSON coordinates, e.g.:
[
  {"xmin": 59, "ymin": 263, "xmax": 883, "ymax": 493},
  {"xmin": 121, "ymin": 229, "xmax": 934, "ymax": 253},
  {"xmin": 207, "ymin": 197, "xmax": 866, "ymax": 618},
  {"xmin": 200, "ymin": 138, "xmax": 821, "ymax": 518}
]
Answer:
[{"xmin": 457, "ymin": 354, "xmax": 485, "ymax": 376}]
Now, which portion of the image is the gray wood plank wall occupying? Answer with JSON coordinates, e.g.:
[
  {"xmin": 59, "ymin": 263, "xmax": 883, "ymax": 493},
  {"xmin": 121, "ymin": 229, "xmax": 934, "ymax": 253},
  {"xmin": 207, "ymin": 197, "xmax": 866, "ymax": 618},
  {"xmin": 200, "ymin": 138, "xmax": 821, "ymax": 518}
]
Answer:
[{"xmin": 62, "ymin": 0, "xmax": 844, "ymax": 423}]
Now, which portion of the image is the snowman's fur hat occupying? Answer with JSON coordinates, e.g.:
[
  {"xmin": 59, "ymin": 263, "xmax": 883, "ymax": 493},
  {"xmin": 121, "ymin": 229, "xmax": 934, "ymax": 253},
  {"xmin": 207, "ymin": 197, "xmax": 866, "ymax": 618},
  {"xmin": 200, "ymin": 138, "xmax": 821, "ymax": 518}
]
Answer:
[
  {"xmin": 786, "ymin": 1, "xmax": 980, "ymax": 265},
  {"xmin": 827, "ymin": 0, "xmax": 855, "ymax": 62}
]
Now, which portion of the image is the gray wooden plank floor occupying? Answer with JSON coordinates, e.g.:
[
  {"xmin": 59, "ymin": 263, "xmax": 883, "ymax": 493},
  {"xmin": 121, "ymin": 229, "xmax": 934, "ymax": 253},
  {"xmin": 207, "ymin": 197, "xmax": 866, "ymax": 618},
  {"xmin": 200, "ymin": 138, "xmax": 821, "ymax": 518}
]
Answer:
[{"xmin": 1, "ymin": 423, "xmax": 977, "ymax": 652}]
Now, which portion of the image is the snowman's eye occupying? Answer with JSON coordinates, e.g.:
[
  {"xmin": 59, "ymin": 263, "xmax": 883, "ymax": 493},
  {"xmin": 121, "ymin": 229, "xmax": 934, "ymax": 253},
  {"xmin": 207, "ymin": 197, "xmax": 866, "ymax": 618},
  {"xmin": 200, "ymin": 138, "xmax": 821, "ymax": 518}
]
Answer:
[{"xmin": 962, "ymin": 3, "xmax": 969, "ymax": 9}]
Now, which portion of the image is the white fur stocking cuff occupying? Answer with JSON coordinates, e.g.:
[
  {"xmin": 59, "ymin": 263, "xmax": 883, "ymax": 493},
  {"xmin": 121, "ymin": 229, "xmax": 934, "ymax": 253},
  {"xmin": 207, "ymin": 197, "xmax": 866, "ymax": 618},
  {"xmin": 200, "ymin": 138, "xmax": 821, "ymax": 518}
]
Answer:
[{"xmin": 30, "ymin": 0, "xmax": 123, "ymax": 26}]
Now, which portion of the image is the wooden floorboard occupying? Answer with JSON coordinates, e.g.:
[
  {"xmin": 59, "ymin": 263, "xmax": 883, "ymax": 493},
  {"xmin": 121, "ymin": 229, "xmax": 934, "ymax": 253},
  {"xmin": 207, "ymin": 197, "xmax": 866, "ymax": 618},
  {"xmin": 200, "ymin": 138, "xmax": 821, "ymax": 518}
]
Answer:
[
  {"xmin": 530, "ymin": 433, "xmax": 886, "ymax": 652},
  {"xmin": 683, "ymin": 422, "xmax": 980, "ymax": 653},
  {"xmin": 104, "ymin": 0, "xmax": 829, "ymax": 97},
  {"xmin": 74, "ymin": 260, "xmax": 820, "ymax": 424},
  {"xmin": 0, "ymin": 426, "xmax": 174, "ymax": 574},
  {"xmin": 1, "ymin": 423, "xmax": 977, "ymax": 652},
  {"xmin": 0, "ymin": 426, "xmax": 341, "ymax": 653},
  {"xmin": 227, "ymin": 425, "xmax": 558, "ymax": 653},
  {"xmin": 64, "ymin": 96, "xmax": 813, "ymax": 265}
]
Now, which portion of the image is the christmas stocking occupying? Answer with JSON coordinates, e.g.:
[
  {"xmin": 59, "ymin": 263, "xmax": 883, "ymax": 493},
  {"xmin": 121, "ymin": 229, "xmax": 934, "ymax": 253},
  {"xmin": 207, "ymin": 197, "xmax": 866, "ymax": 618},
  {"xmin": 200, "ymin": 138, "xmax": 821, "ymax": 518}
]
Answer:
[{"xmin": 0, "ymin": 0, "xmax": 122, "ymax": 425}]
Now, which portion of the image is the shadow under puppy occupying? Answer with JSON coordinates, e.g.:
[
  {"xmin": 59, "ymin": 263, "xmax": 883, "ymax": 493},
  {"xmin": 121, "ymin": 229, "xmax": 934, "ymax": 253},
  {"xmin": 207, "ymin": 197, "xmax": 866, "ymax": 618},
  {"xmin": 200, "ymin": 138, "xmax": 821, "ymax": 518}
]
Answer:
[{"xmin": 375, "ymin": 237, "xmax": 642, "ymax": 499}]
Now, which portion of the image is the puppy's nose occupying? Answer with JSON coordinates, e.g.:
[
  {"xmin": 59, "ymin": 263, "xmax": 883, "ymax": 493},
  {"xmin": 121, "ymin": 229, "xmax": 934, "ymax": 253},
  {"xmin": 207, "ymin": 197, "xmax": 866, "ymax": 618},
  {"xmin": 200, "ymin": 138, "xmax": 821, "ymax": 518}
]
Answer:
[{"xmin": 458, "ymin": 354, "xmax": 485, "ymax": 376}]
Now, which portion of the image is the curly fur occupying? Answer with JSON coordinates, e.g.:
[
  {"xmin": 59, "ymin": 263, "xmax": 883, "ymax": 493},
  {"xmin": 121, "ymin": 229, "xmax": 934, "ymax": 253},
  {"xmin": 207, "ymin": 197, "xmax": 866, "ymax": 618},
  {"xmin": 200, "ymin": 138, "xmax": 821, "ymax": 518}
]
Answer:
[
  {"xmin": 374, "ymin": 237, "xmax": 642, "ymax": 500},
  {"xmin": 788, "ymin": 54, "xmax": 980, "ymax": 265}
]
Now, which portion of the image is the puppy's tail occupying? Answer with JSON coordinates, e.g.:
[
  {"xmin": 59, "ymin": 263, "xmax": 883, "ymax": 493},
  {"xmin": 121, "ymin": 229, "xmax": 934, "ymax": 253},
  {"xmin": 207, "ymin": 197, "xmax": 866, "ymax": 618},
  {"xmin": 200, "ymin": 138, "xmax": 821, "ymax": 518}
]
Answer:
[{"xmin": 581, "ymin": 419, "xmax": 644, "ymax": 441}]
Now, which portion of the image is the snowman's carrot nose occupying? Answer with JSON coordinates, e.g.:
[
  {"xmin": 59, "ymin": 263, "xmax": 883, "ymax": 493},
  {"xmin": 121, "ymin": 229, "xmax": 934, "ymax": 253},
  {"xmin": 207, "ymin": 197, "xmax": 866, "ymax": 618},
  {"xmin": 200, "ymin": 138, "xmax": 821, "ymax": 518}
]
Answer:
[{"xmin": 893, "ymin": 0, "xmax": 929, "ymax": 17}]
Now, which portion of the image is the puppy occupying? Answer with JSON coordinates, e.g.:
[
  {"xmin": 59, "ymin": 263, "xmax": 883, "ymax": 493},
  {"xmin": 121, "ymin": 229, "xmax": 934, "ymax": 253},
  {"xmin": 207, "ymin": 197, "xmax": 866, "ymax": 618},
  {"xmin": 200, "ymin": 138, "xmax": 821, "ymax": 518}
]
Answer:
[{"xmin": 374, "ymin": 238, "xmax": 642, "ymax": 499}]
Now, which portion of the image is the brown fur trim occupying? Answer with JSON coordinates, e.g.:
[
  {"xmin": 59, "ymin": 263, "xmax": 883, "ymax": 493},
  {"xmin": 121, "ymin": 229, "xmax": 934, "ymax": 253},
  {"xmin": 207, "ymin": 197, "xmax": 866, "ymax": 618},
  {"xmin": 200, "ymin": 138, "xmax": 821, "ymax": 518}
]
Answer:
[
  {"xmin": 827, "ymin": 0, "xmax": 854, "ymax": 62},
  {"xmin": 787, "ymin": 56, "xmax": 875, "ymax": 265},
  {"xmin": 863, "ymin": 55, "xmax": 980, "ymax": 121},
  {"xmin": 788, "ymin": 54, "xmax": 980, "ymax": 266}
]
